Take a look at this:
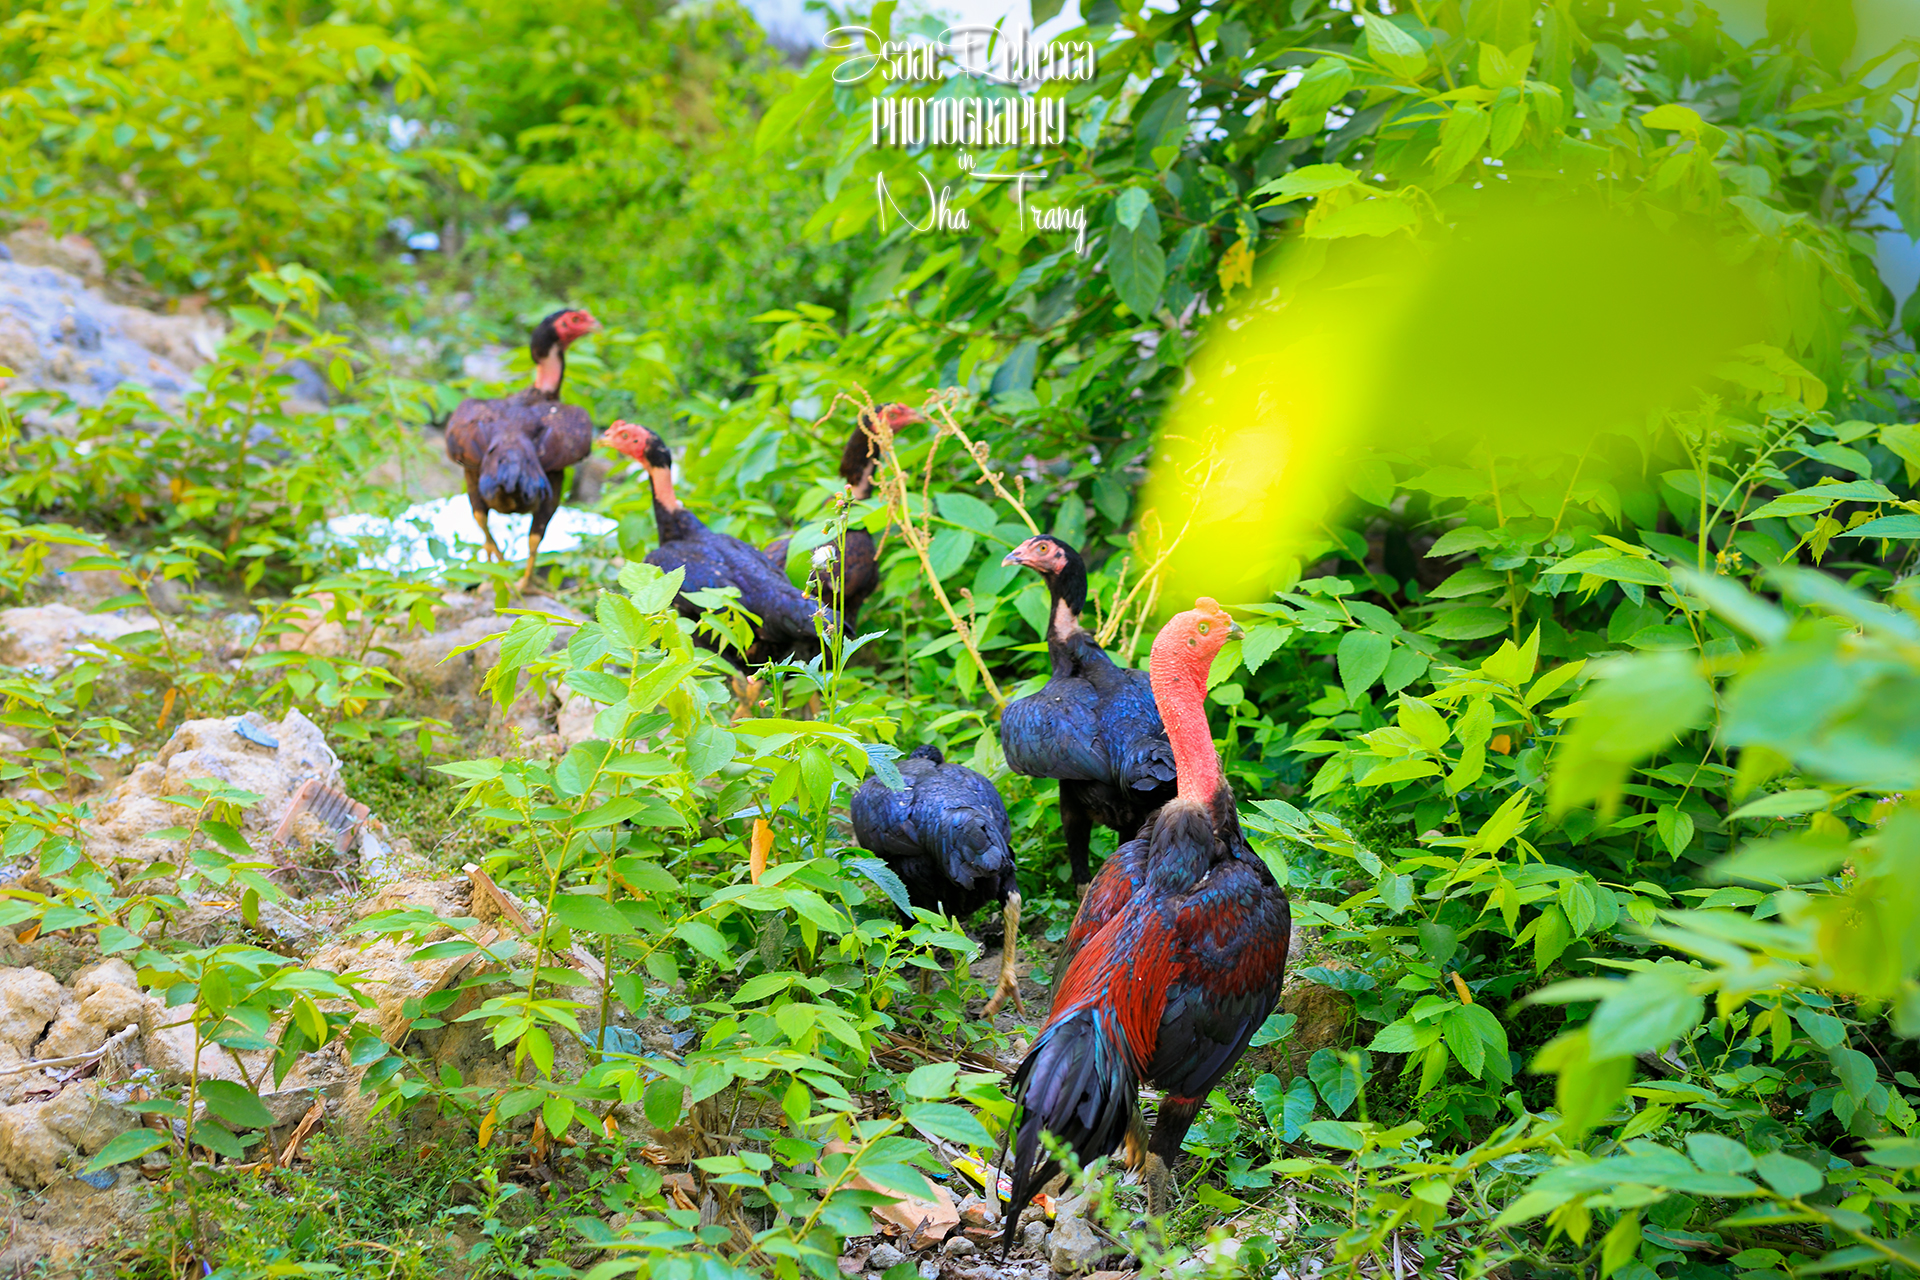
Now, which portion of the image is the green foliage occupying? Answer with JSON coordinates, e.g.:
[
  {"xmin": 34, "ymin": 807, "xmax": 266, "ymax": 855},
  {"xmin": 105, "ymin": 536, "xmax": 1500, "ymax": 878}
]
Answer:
[{"xmin": 2, "ymin": 0, "xmax": 1920, "ymax": 1276}]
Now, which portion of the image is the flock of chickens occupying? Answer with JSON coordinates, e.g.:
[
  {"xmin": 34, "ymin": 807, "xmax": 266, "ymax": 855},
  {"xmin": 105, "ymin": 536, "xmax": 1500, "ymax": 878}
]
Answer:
[{"xmin": 445, "ymin": 313, "xmax": 1293, "ymax": 1241}]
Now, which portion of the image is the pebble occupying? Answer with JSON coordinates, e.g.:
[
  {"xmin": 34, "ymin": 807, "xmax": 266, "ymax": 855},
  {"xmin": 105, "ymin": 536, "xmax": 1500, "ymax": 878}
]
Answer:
[
  {"xmin": 943, "ymin": 1236, "xmax": 977, "ymax": 1258},
  {"xmin": 1022, "ymin": 1220, "xmax": 1048, "ymax": 1252},
  {"xmin": 918, "ymin": 1262, "xmax": 941, "ymax": 1280},
  {"xmin": 868, "ymin": 1243, "xmax": 906, "ymax": 1271}
]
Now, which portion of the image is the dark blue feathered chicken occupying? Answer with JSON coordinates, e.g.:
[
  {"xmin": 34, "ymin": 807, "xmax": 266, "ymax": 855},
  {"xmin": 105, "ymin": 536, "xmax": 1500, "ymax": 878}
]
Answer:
[
  {"xmin": 1000, "ymin": 600, "xmax": 1290, "ymax": 1245},
  {"xmin": 850, "ymin": 745, "xmax": 1023, "ymax": 1015},
  {"xmin": 600, "ymin": 421, "xmax": 835, "ymax": 664},
  {"xmin": 999, "ymin": 536, "xmax": 1176, "ymax": 887}
]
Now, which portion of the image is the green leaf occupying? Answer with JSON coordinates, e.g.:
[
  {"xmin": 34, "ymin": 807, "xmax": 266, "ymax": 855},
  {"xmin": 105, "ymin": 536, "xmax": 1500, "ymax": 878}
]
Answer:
[
  {"xmin": 1337, "ymin": 630, "xmax": 1390, "ymax": 702},
  {"xmin": 196, "ymin": 1079, "xmax": 272, "ymax": 1131},
  {"xmin": 84, "ymin": 1128, "xmax": 169, "ymax": 1173},
  {"xmin": 1727, "ymin": 789, "xmax": 1830, "ymax": 820},
  {"xmin": 1114, "ymin": 187, "xmax": 1151, "ymax": 230},
  {"xmin": 550, "ymin": 893, "xmax": 635, "ymax": 936},
  {"xmin": 675, "ymin": 920, "xmax": 732, "ymax": 963},
  {"xmin": 902, "ymin": 1101, "xmax": 993, "ymax": 1147},
  {"xmin": 644, "ymin": 1075, "xmax": 683, "ymax": 1131},
  {"xmin": 1363, "ymin": 14, "xmax": 1427, "ymax": 79},
  {"xmin": 1754, "ymin": 1150, "xmax": 1822, "ymax": 1197},
  {"xmin": 1307, "ymin": 1047, "xmax": 1361, "ymax": 1117},
  {"xmin": 1306, "ymin": 196, "xmax": 1418, "ymax": 239},
  {"xmin": 1895, "ymin": 137, "xmax": 1920, "ymax": 244},
  {"xmin": 1106, "ymin": 202, "xmax": 1165, "ymax": 319},
  {"xmin": 1251, "ymin": 162, "xmax": 1359, "ymax": 204},
  {"xmin": 1424, "ymin": 607, "xmax": 1510, "ymax": 640},
  {"xmin": 685, "ymin": 724, "xmax": 736, "ymax": 780},
  {"xmin": 926, "ymin": 528, "xmax": 976, "ymax": 580},
  {"xmin": 1435, "ymin": 103, "xmax": 1490, "ymax": 180},
  {"xmin": 1845, "ymin": 514, "xmax": 1920, "ymax": 539}
]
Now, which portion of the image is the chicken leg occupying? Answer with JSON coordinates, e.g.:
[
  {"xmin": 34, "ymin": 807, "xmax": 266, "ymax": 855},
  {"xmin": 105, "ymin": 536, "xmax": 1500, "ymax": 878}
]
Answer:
[
  {"xmin": 983, "ymin": 891, "xmax": 1023, "ymax": 1017},
  {"xmin": 518, "ymin": 532, "xmax": 543, "ymax": 591},
  {"xmin": 465, "ymin": 475, "xmax": 505, "ymax": 563},
  {"xmin": 518, "ymin": 472, "xmax": 564, "ymax": 592}
]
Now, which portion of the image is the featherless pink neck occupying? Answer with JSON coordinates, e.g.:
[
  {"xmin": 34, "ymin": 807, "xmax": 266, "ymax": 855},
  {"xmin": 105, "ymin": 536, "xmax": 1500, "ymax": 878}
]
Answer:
[
  {"xmin": 1149, "ymin": 636, "xmax": 1224, "ymax": 805},
  {"xmin": 646, "ymin": 461, "xmax": 681, "ymax": 512},
  {"xmin": 533, "ymin": 351, "xmax": 564, "ymax": 394}
]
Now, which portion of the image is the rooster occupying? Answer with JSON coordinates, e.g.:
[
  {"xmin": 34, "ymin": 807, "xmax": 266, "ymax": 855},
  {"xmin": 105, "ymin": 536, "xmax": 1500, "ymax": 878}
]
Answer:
[
  {"xmin": 600, "ymin": 421, "xmax": 836, "ymax": 663},
  {"xmin": 999, "ymin": 599, "xmax": 1290, "ymax": 1241},
  {"xmin": 445, "ymin": 308, "xmax": 600, "ymax": 589},
  {"xmin": 999, "ymin": 536, "xmax": 1176, "ymax": 887},
  {"xmin": 764, "ymin": 403, "xmax": 923, "ymax": 636},
  {"xmin": 850, "ymin": 744, "xmax": 1022, "ymax": 1016}
]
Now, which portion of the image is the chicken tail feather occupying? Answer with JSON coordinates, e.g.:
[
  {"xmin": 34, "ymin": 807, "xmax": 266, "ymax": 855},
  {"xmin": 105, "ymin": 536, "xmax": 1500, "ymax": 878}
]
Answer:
[
  {"xmin": 478, "ymin": 434, "xmax": 551, "ymax": 512},
  {"xmin": 998, "ymin": 1008, "xmax": 1136, "ymax": 1255}
]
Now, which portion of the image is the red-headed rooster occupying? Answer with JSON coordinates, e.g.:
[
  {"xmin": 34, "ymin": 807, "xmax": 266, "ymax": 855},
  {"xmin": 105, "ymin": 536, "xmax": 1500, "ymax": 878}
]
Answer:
[
  {"xmin": 999, "ymin": 599, "xmax": 1290, "ymax": 1243},
  {"xmin": 600, "ymin": 421, "xmax": 836, "ymax": 663},
  {"xmin": 764, "ymin": 403, "xmax": 923, "ymax": 637},
  {"xmin": 445, "ymin": 308, "xmax": 600, "ymax": 589},
  {"xmin": 999, "ymin": 536, "xmax": 1175, "ymax": 886},
  {"xmin": 850, "ymin": 744, "xmax": 1022, "ymax": 1016}
]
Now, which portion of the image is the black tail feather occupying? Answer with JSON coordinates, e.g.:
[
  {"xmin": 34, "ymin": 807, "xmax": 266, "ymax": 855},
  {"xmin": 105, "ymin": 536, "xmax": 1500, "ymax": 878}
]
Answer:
[
  {"xmin": 998, "ymin": 1010, "xmax": 1137, "ymax": 1255},
  {"xmin": 478, "ymin": 435, "xmax": 551, "ymax": 512}
]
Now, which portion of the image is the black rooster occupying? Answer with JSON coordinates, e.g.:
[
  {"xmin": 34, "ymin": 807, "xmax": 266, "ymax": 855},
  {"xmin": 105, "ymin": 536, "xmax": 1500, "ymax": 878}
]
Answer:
[
  {"xmin": 764, "ymin": 403, "xmax": 923, "ymax": 636},
  {"xmin": 1000, "ymin": 600, "xmax": 1291, "ymax": 1242},
  {"xmin": 599, "ymin": 421, "xmax": 835, "ymax": 663},
  {"xmin": 999, "ymin": 535, "xmax": 1175, "ymax": 886},
  {"xmin": 850, "ymin": 744, "xmax": 1022, "ymax": 1016},
  {"xmin": 445, "ymin": 308, "xmax": 600, "ymax": 589}
]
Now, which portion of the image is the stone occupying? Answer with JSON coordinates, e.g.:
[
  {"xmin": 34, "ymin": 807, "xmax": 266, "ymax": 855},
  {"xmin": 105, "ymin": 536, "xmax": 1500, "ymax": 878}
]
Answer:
[
  {"xmin": 1048, "ymin": 1216, "xmax": 1105, "ymax": 1274},
  {"xmin": 942, "ymin": 1235, "xmax": 977, "ymax": 1257},
  {"xmin": 0, "ymin": 1103, "xmax": 76, "ymax": 1185},
  {"xmin": 4, "ymin": 227, "xmax": 103, "ymax": 285},
  {"xmin": 38, "ymin": 1081, "xmax": 137, "ymax": 1155},
  {"xmin": 1022, "ymin": 1220, "xmax": 1048, "ymax": 1252},
  {"xmin": 0, "ymin": 254, "xmax": 218, "ymax": 406},
  {"xmin": 36, "ymin": 1005, "xmax": 107, "ymax": 1059},
  {"xmin": 84, "ymin": 708, "xmax": 341, "ymax": 868},
  {"xmin": 0, "ymin": 966, "xmax": 66, "ymax": 1053},
  {"xmin": 916, "ymin": 1262, "xmax": 939, "ymax": 1280},
  {"xmin": 70, "ymin": 959, "xmax": 138, "ymax": 1003},
  {"xmin": 0, "ymin": 604, "xmax": 157, "ymax": 670},
  {"xmin": 867, "ymin": 1243, "xmax": 906, "ymax": 1270}
]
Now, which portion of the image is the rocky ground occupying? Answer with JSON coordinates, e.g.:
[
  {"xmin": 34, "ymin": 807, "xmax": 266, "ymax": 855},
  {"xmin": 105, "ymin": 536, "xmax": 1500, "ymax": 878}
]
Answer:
[{"xmin": 0, "ymin": 580, "xmax": 1344, "ymax": 1275}]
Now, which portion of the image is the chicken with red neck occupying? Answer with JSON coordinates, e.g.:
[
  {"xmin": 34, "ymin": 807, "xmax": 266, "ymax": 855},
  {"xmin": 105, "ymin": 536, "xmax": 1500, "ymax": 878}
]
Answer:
[
  {"xmin": 601, "ymin": 420, "xmax": 838, "ymax": 664},
  {"xmin": 530, "ymin": 308, "xmax": 599, "ymax": 395},
  {"xmin": 443, "ymin": 308, "xmax": 602, "ymax": 589},
  {"xmin": 999, "ymin": 598, "xmax": 1291, "ymax": 1244}
]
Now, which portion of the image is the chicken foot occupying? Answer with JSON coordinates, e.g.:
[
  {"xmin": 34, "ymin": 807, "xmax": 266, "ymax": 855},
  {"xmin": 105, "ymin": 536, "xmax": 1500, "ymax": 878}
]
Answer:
[
  {"xmin": 983, "ymin": 890, "xmax": 1023, "ymax": 1017},
  {"xmin": 517, "ymin": 532, "xmax": 543, "ymax": 591},
  {"xmin": 469, "ymin": 506, "xmax": 504, "ymax": 563}
]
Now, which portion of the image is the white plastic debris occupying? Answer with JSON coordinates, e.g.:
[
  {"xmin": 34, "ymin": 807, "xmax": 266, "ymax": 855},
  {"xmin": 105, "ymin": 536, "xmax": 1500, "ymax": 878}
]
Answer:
[{"xmin": 321, "ymin": 494, "xmax": 618, "ymax": 575}]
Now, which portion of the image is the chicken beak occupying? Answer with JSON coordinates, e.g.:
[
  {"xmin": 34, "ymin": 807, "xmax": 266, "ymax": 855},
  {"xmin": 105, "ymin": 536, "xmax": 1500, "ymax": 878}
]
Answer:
[{"xmin": 1001, "ymin": 548, "xmax": 1029, "ymax": 568}]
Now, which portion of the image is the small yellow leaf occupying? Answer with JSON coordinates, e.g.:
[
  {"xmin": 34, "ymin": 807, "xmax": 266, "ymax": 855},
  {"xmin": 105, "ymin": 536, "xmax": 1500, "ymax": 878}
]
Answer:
[
  {"xmin": 1218, "ymin": 237, "xmax": 1255, "ymax": 298},
  {"xmin": 750, "ymin": 818, "xmax": 773, "ymax": 884},
  {"xmin": 477, "ymin": 1104, "xmax": 499, "ymax": 1149},
  {"xmin": 1490, "ymin": 733, "xmax": 1512, "ymax": 754}
]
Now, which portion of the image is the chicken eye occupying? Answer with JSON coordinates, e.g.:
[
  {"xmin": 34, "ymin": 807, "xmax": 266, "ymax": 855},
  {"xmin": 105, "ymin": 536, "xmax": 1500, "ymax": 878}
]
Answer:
[{"xmin": 1197, "ymin": 621, "xmax": 1211, "ymax": 636}]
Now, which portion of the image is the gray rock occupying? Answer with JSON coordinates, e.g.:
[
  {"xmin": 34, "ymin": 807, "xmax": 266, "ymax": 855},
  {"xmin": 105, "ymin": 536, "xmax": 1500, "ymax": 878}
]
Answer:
[
  {"xmin": 917, "ymin": 1262, "xmax": 940, "ymax": 1280},
  {"xmin": 868, "ymin": 1243, "xmax": 906, "ymax": 1270},
  {"xmin": 942, "ymin": 1235, "xmax": 976, "ymax": 1257},
  {"xmin": 1048, "ymin": 1216, "xmax": 1104, "ymax": 1274},
  {"xmin": 1022, "ymin": 1220, "xmax": 1047, "ymax": 1252}
]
